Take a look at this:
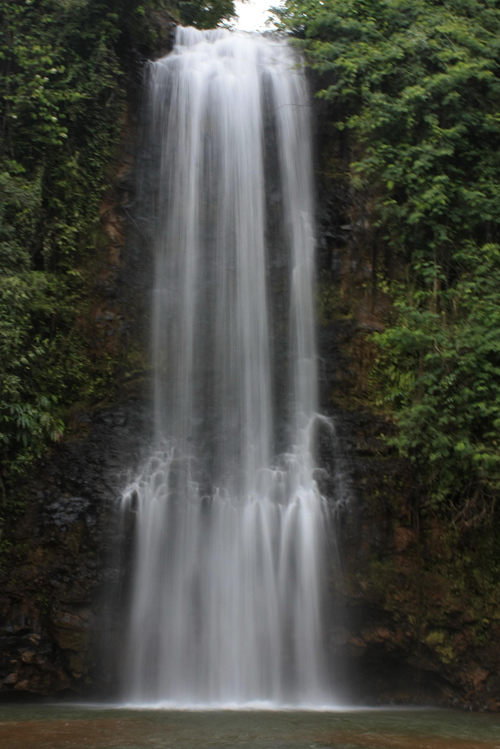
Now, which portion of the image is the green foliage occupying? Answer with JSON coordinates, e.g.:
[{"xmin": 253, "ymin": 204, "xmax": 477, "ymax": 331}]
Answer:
[
  {"xmin": 278, "ymin": 0, "xmax": 500, "ymax": 523},
  {"xmin": 0, "ymin": 0, "xmax": 234, "ymax": 491},
  {"xmin": 1, "ymin": 274, "xmax": 63, "ymax": 458},
  {"xmin": 0, "ymin": 0, "xmax": 128, "ymax": 484},
  {"xmin": 0, "ymin": 0, "xmax": 233, "ymax": 603},
  {"xmin": 374, "ymin": 245, "xmax": 500, "ymax": 524},
  {"xmin": 0, "ymin": 164, "xmax": 42, "ymax": 273}
]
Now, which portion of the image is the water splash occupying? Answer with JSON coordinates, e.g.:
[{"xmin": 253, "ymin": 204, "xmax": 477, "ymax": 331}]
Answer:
[{"xmin": 121, "ymin": 27, "xmax": 335, "ymax": 706}]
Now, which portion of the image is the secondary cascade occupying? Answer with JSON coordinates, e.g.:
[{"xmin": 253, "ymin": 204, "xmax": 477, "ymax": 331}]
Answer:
[{"xmin": 121, "ymin": 26, "xmax": 335, "ymax": 707}]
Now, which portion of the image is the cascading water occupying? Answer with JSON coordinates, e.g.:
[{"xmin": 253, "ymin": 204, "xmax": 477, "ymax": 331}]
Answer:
[{"xmin": 121, "ymin": 26, "xmax": 335, "ymax": 707}]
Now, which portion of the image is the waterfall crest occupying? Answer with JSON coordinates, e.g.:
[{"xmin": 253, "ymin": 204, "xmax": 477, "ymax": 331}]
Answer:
[{"xmin": 121, "ymin": 27, "xmax": 334, "ymax": 707}]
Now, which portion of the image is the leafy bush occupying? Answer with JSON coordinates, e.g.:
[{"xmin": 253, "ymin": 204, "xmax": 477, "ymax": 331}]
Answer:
[
  {"xmin": 278, "ymin": 0, "xmax": 500, "ymax": 524},
  {"xmin": 374, "ymin": 244, "xmax": 500, "ymax": 525},
  {"xmin": 0, "ymin": 0, "xmax": 234, "ymax": 488}
]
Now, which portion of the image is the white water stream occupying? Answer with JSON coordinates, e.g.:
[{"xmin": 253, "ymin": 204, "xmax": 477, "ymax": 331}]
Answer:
[{"xmin": 121, "ymin": 27, "xmax": 334, "ymax": 707}]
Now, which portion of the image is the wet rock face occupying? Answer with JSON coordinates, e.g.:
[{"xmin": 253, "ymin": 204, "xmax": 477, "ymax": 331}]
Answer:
[
  {"xmin": 0, "ymin": 36, "xmax": 158, "ymax": 697},
  {"xmin": 314, "ymin": 95, "xmax": 500, "ymax": 713},
  {"xmin": 0, "ymin": 402, "xmax": 149, "ymax": 697},
  {"xmin": 0, "ymin": 110, "xmax": 151, "ymax": 698},
  {"xmin": 1, "ymin": 55, "xmax": 499, "ymax": 709},
  {"xmin": 317, "ymin": 280, "xmax": 500, "ymax": 708}
]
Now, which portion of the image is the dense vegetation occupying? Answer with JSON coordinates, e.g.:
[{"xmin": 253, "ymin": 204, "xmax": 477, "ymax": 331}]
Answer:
[
  {"xmin": 2, "ymin": 0, "xmax": 499, "ymax": 532},
  {"xmin": 278, "ymin": 0, "xmax": 500, "ymax": 527},
  {"xmin": 0, "ymin": 0, "xmax": 234, "ymax": 501}
]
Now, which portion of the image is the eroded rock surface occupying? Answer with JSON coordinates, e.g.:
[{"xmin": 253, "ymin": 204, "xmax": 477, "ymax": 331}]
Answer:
[{"xmin": 0, "ymin": 402, "xmax": 148, "ymax": 697}]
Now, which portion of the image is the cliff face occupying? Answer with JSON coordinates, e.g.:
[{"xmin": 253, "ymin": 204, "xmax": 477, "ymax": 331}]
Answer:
[
  {"xmin": 0, "ymin": 2, "xmax": 172, "ymax": 699},
  {"xmin": 0, "ymin": 109, "xmax": 152, "ymax": 695},
  {"xmin": 314, "ymin": 95, "xmax": 500, "ymax": 711},
  {"xmin": 0, "ymin": 31, "xmax": 499, "ymax": 710},
  {"xmin": 0, "ymin": 404, "xmax": 147, "ymax": 696}
]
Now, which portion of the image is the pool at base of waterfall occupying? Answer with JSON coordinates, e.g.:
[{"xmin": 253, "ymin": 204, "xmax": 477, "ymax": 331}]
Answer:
[{"xmin": 0, "ymin": 705, "xmax": 498, "ymax": 749}]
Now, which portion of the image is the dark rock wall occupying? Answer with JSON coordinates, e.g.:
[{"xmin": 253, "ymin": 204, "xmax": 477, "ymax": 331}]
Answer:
[
  {"xmin": 0, "ymin": 39, "xmax": 499, "ymax": 711},
  {"xmin": 0, "ymin": 403, "xmax": 148, "ymax": 697},
  {"xmin": 314, "ymin": 94, "xmax": 500, "ymax": 712},
  {"xmin": 0, "ymin": 9, "xmax": 177, "ymax": 697},
  {"xmin": 0, "ymin": 67, "xmax": 154, "ymax": 695}
]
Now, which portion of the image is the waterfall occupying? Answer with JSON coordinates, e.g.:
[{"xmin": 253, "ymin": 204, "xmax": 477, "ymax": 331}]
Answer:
[{"xmin": 121, "ymin": 26, "xmax": 334, "ymax": 707}]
